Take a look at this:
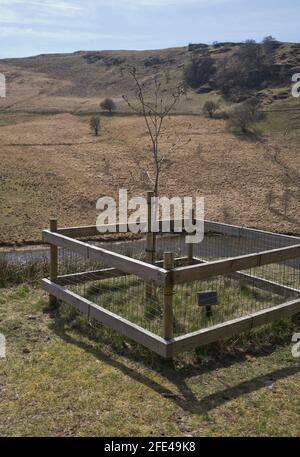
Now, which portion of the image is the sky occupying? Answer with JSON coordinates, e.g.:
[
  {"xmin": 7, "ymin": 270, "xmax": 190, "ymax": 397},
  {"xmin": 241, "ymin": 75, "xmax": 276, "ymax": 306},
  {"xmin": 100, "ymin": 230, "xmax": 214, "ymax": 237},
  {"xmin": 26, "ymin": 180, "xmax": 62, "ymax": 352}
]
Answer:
[{"xmin": 0, "ymin": 0, "xmax": 299, "ymax": 58}]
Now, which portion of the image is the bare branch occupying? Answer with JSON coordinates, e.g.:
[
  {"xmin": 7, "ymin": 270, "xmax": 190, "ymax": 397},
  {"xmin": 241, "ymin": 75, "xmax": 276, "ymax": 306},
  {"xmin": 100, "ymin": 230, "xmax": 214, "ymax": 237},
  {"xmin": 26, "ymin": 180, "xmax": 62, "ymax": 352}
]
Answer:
[{"xmin": 123, "ymin": 67, "xmax": 183, "ymax": 196}]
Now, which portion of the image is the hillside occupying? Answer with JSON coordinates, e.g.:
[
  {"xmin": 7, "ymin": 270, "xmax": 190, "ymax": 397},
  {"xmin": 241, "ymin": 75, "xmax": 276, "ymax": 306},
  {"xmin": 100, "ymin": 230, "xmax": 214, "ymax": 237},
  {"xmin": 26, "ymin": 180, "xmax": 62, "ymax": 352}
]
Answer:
[
  {"xmin": 0, "ymin": 112, "xmax": 300, "ymax": 244},
  {"xmin": 1, "ymin": 41, "xmax": 300, "ymax": 244},
  {"xmin": 0, "ymin": 47, "xmax": 189, "ymax": 113},
  {"xmin": 1, "ymin": 41, "xmax": 300, "ymax": 114}
]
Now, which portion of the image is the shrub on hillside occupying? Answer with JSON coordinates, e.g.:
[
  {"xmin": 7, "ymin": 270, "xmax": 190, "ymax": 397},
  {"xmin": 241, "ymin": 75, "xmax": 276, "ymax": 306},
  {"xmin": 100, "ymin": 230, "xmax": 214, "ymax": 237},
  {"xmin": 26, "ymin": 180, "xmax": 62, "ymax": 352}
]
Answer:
[
  {"xmin": 228, "ymin": 99, "xmax": 264, "ymax": 133},
  {"xmin": 203, "ymin": 100, "xmax": 219, "ymax": 118},
  {"xmin": 89, "ymin": 116, "xmax": 101, "ymax": 136},
  {"xmin": 100, "ymin": 98, "xmax": 116, "ymax": 114}
]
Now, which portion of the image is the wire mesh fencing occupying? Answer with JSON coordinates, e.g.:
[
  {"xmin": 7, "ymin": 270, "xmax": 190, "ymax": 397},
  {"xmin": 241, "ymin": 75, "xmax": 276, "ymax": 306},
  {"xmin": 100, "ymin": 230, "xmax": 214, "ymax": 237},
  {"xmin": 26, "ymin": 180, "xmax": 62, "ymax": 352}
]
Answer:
[
  {"xmin": 53, "ymin": 229, "xmax": 300, "ymax": 339},
  {"xmin": 5, "ymin": 224, "xmax": 297, "ymax": 340},
  {"xmin": 67, "ymin": 273, "xmax": 165, "ymax": 337},
  {"xmin": 172, "ymin": 259, "xmax": 300, "ymax": 337}
]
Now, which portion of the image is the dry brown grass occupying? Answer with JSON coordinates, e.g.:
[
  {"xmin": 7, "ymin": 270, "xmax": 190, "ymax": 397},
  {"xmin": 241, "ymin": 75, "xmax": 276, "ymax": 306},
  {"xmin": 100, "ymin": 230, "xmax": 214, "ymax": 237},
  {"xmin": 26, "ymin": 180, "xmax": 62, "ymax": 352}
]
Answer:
[
  {"xmin": 0, "ymin": 47, "xmax": 207, "ymax": 114},
  {"xmin": 0, "ymin": 112, "xmax": 300, "ymax": 244}
]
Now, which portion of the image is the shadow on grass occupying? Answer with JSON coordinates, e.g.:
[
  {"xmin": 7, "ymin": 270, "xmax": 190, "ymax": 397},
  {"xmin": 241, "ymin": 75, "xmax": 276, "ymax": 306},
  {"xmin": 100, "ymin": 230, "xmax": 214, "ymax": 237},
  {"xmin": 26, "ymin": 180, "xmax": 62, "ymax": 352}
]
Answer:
[
  {"xmin": 48, "ymin": 311, "xmax": 300, "ymax": 417},
  {"xmin": 232, "ymin": 129, "xmax": 264, "ymax": 143}
]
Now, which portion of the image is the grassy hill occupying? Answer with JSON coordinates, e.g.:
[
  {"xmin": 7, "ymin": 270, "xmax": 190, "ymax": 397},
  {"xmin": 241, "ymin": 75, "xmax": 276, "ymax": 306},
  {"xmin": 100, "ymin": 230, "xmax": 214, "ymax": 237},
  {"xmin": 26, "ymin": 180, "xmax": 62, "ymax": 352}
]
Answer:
[
  {"xmin": 0, "ymin": 41, "xmax": 300, "ymax": 244},
  {"xmin": 1, "ymin": 41, "xmax": 300, "ymax": 114},
  {"xmin": 0, "ymin": 47, "xmax": 189, "ymax": 113}
]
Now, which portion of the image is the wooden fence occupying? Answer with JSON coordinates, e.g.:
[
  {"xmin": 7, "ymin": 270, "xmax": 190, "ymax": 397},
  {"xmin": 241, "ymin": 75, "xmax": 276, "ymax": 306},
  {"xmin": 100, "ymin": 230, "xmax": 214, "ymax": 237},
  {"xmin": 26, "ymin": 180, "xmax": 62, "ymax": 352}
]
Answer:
[{"xmin": 41, "ymin": 215, "xmax": 300, "ymax": 359}]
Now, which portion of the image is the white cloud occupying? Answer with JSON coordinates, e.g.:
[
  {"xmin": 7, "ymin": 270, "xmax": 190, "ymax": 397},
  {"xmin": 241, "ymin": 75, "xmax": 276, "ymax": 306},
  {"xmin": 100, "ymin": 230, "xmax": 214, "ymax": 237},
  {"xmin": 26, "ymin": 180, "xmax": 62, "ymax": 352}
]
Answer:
[
  {"xmin": 0, "ymin": 0, "xmax": 229, "ymax": 23},
  {"xmin": 0, "ymin": 0, "xmax": 84, "ymax": 30},
  {"xmin": 0, "ymin": 6, "xmax": 18, "ymax": 22},
  {"xmin": 0, "ymin": 25, "xmax": 138, "ymax": 42},
  {"xmin": 0, "ymin": 0, "xmax": 82, "ymax": 14},
  {"xmin": 109, "ymin": 0, "xmax": 188, "ymax": 4},
  {"xmin": 108, "ymin": 0, "xmax": 229, "ymax": 5}
]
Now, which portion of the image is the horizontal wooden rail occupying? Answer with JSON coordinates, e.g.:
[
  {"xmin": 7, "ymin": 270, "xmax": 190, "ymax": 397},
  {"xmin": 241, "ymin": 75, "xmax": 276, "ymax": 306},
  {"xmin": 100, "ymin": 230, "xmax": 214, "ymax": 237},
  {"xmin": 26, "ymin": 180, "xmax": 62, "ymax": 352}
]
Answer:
[
  {"xmin": 170, "ymin": 297, "xmax": 300, "ymax": 356},
  {"xmin": 228, "ymin": 271, "xmax": 300, "ymax": 298},
  {"xmin": 58, "ymin": 257, "xmax": 189, "ymax": 286},
  {"xmin": 60, "ymin": 255, "xmax": 295, "ymax": 294},
  {"xmin": 57, "ymin": 219, "xmax": 192, "ymax": 238},
  {"xmin": 42, "ymin": 230, "xmax": 168, "ymax": 287},
  {"xmin": 41, "ymin": 279, "xmax": 300, "ymax": 359},
  {"xmin": 173, "ymin": 244, "xmax": 300, "ymax": 285},
  {"xmin": 57, "ymin": 219, "xmax": 300, "ymax": 245},
  {"xmin": 203, "ymin": 220, "xmax": 300, "ymax": 245},
  {"xmin": 193, "ymin": 256, "xmax": 300, "ymax": 298},
  {"xmin": 41, "ymin": 279, "xmax": 168, "ymax": 358},
  {"xmin": 57, "ymin": 268, "xmax": 130, "ymax": 286}
]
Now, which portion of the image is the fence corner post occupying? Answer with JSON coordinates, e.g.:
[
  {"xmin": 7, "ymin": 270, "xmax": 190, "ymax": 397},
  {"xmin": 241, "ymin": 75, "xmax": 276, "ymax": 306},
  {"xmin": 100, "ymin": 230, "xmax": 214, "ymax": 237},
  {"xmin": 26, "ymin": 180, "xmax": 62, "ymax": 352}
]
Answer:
[
  {"xmin": 145, "ymin": 191, "xmax": 156, "ymax": 307},
  {"xmin": 49, "ymin": 218, "xmax": 58, "ymax": 309},
  {"xmin": 146, "ymin": 191, "xmax": 155, "ymax": 265},
  {"xmin": 187, "ymin": 208, "xmax": 195, "ymax": 264},
  {"xmin": 163, "ymin": 252, "xmax": 174, "ymax": 341}
]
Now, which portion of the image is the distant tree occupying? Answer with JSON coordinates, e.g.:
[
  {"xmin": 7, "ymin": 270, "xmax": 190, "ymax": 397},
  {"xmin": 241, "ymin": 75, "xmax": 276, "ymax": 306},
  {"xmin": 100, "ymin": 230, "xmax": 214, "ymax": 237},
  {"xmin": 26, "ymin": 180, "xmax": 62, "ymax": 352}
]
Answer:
[
  {"xmin": 100, "ymin": 98, "xmax": 116, "ymax": 114},
  {"xmin": 228, "ymin": 99, "xmax": 263, "ymax": 133},
  {"xmin": 245, "ymin": 97, "xmax": 261, "ymax": 117},
  {"xmin": 203, "ymin": 100, "xmax": 219, "ymax": 118},
  {"xmin": 245, "ymin": 39, "xmax": 257, "ymax": 44},
  {"xmin": 90, "ymin": 116, "xmax": 101, "ymax": 136},
  {"xmin": 262, "ymin": 36, "xmax": 278, "ymax": 65},
  {"xmin": 228, "ymin": 105, "xmax": 251, "ymax": 133},
  {"xmin": 262, "ymin": 36, "xmax": 277, "ymax": 49}
]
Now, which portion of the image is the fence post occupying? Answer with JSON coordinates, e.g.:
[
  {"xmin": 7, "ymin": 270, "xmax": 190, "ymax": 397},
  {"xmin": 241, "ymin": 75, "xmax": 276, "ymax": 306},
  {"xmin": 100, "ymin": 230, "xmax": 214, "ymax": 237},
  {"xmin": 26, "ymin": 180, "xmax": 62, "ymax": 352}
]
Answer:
[
  {"xmin": 49, "ymin": 218, "xmax": 58, "ymax": 309},
  {"xmin": 187, "ymin": 208, "xmax": 195, "ymax": 264},
  {"xmin": 163, "ymin": 252, "xmax": 174, "ymax": 340},
  {"xmin": 145, "ymin": 191, "xmax": 155, "ymax": 306},
  {"xmin": 146, "ymin": 191, "xmax": 155, "ymax": 264}
]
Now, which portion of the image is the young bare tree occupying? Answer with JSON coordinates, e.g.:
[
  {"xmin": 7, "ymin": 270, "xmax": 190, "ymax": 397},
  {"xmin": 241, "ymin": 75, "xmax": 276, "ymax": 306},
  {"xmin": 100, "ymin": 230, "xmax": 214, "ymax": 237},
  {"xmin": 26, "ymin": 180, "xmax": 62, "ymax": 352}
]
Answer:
[
  {"xmin": 282, "ymin": 190, "xmax": 291, "ymax": 217},
  {"xmin": 122, "ymin": 67, "xmax": 185, "ymax": 196},
  {"xmin": 90, "ymin": 116, "xmax": 101, "ymax": 136}
]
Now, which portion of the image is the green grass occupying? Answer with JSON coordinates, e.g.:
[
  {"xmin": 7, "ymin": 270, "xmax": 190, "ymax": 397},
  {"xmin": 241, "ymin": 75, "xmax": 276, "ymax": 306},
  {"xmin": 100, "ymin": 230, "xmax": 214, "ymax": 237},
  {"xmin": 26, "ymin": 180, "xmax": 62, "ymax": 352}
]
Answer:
[
  {"xmin": 257, "ymin": 110, "xmax": 300, "ymax": 134},
  {"xmin": 0, "ymin": 113, "xmax": 45, "ymax": 127},
  {"xmin": 0, "ymin": 284, "xmax": 299, "ymax": 436},
  {"xmin": 0, "ymin": 255, "xmax": 49, "ymax": 288}
]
